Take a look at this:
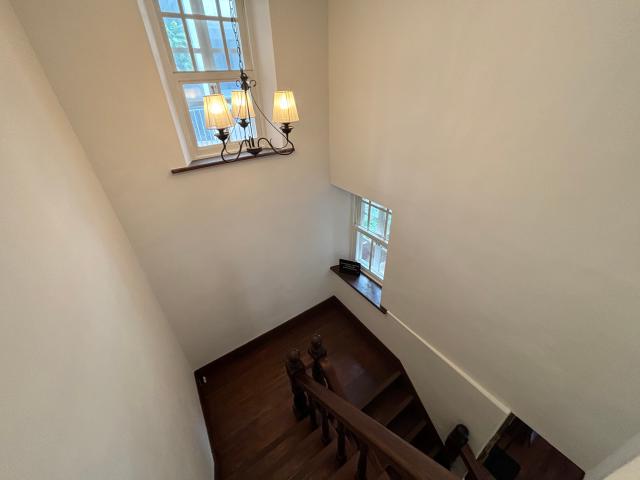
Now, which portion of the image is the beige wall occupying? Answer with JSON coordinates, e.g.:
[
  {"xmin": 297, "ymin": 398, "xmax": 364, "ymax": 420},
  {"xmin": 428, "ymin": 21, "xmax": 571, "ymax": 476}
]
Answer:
[
  {"xmin": 0, "ymin": 1, "xmax": 213, "ymax": 478},
  {"xmin": 12, "ymin": 0, "xmax": 351, "ymax": 368},
  {"xmin": 329, "ymin": 0, "xmax": 640, "ymax": 469},
  {"xmin": 602, "ymin": 457, "xmax": 640, "ymax": 480},
  {"xmin": 587, "ymin": 433, "xmax": 640, "ymax": 480}
]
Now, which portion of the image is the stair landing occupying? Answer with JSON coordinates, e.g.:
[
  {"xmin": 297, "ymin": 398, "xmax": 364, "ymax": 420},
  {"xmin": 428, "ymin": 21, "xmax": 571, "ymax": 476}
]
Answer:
[{"xmin": 194, "ymin": 296, "xmax": 438, "ymax": 478}]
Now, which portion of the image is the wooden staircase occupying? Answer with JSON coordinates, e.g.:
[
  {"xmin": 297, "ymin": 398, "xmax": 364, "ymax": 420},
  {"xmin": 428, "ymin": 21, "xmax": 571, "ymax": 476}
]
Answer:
[
  {"xmin": 196, "ymin": 297, "xmax": 491, "ymax": 479},
  {"xmin": 227, "ymin": 371, "xmax": 426, "ymax": 478}
]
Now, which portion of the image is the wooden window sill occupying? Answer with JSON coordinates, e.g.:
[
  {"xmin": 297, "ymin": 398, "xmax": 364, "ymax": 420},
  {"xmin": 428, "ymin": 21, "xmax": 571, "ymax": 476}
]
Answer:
[
  {"xmin": 171, "ymin": 148, "xmax": 294, "ymax": 174},
  {"xmin": 330, "ymin": 265, "xmax": 387, "ymax": 314}
]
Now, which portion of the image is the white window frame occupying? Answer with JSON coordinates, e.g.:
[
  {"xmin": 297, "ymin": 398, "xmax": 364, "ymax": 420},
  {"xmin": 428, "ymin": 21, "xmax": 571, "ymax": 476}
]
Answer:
[
  {"xmin": 351, "ymin": 196, "xmax": 392, "ymax": 284},
  {"xmin": 144, "ymin": 0, "xmax": 260, "ymax": 161}
]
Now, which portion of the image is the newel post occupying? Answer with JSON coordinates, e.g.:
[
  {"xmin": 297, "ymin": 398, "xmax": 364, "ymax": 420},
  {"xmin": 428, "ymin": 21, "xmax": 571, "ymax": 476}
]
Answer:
[
  {"xmin": 308, "ymin": 333, "xmax": 327, "ymax": 386},
  {"xmin": 435, "ymin": 424, "xmax": 470, "ymax": 470},
  {"xmin": 285, "ymin": 349, "xmax": 308, "ymax": 420}
]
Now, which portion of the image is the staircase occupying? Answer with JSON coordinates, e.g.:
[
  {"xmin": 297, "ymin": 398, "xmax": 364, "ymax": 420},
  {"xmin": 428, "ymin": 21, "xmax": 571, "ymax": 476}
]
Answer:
[{"xmin": 196, "ymin": 297, "xmax": 491, "ymax": 479}]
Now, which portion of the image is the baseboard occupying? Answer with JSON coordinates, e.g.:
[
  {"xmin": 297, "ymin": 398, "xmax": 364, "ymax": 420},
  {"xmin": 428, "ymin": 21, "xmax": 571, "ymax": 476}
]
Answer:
[{"xmin": 194, "ymin": 297, "xmax": 337, "ymax": 378}]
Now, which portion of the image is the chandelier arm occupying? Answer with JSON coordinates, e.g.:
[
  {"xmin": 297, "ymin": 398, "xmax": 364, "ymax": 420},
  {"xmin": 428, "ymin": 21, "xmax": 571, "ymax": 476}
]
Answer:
[
  {"xmin": 256, "ymin": 136, "xmax": 295, "ymax": 155},
  {"xmin": 219, "ymin": 138, "xmax": 251, "ymax": 162},
  {"xmin": 250, "ymin": 89, "xmax": 291, "ymax": 144}
]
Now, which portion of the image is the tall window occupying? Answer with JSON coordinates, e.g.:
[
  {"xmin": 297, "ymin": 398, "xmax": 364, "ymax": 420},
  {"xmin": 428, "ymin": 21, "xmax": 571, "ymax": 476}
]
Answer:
[
  {"xmin": 353, "ymin": 197, "xmax": 392, "ymax": 283},
  {"xmin": 146, "ymin": 0, "xmax": 256, "ymax": 159}
]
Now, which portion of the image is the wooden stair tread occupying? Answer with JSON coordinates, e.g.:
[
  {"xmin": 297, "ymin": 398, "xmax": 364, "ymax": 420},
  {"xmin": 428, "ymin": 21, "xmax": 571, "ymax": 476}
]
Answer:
[
  {"xmin": 387, "ymin": 402, "xmax": 428, "ymax": 443},
  {"xmin": 328, "ymin": 450, "xmax": 385, "ymax": 480},
  {"xmin": 412, "ymin": 428, "xmax": 444, "ymax": 459},
  {"xmin": 404, "ymin": 419, "xmax": 428, "ymax": 443},
  {"xmin": 228, "ymin": 418, "xmax": 312, "ymax": 479},
  {"xmin": 290, "ymin": 436, "xmax": 354, "ymax": 480},
  {"xmin": 363, "ymin": 379, "xmax": 414, "ymax": 427},
  {"xmin": 346, "ymin": 370, "xmax": 402, "ymax": 410},
  {"xmin": 261, "ymin": 427, "xmax": 327, "ymax": 479},
  {"xmin": 329, "ymin": 455, "xmax": 358, "ymax": 480}
]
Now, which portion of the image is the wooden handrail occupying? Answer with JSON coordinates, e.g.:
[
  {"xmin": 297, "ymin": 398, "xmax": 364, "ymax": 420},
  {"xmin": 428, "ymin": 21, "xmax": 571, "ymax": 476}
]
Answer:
[
  {"xmin": 296, "ymin": 374, "xmax": 458, "ymax": 480},
  {"xmin": 460, "ymin": 444, "xmax": 492, "ymax": 480}
]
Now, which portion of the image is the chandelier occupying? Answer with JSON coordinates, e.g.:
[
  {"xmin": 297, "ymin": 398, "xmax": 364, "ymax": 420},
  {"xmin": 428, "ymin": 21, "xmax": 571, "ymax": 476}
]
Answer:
[{"xmin": 203, "ymin": 0, "xmax": 298, "ymax": 162}]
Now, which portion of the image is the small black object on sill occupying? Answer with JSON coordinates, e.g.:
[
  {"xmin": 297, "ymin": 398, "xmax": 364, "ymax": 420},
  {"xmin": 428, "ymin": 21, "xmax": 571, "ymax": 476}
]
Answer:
[
  {"xmin": 339, "ymin": 259, "xmax": 361, "ymax": 276},
  {"xmin": 330, "ymin": 265, "xmax": 386, "ymax": 314}
]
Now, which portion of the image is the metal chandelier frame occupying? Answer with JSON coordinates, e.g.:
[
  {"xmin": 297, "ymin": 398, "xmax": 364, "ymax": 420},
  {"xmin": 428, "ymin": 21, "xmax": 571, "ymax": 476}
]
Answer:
[{"xmin": 212, "ymin": 0, "xmax": 296, "ymax": 163}]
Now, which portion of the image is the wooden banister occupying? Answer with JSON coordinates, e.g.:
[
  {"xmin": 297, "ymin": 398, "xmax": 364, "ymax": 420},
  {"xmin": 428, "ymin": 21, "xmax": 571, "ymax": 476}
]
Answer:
[
  {"xmin": 460, "ymin": 445, "xmax": 492, "ymax": 480},
  {"xmin": 296, "ymin": 373, "xmax": 458, "ymax": 480},
  {"xmin": 288, "ymin": 337, "xmax": 491, "ymax": 480},
  {"xmin": 308, "ymin": 333, "xmax": 328, "ymax": 386},
  {"xmin": 436, "ymin": 424, "xmax": 493, "ymax": 480}
]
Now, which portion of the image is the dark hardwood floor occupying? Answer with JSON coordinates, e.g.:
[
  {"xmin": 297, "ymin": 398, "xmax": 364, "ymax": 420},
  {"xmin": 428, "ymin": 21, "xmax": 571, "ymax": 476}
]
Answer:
[{"xmin": 194, "ymin": 296, "xmax": 440, "ymax": 479}]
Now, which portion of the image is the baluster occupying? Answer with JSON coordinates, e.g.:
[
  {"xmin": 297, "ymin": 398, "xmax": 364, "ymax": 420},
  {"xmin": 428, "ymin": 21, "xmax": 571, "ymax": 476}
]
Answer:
[
  {"xmin": 356, "ymin": 443, "xmax": 368, "ymax": 480},
  {"xmin": 434, "ymin": 424, "xmax": 469, "ymax": 470},
  {"xmin": 321, "ymin": 405, "xmax": 331, "ymax": 445},
  {"xmin": 308, "ymin": 397, "xmax": 318, "ymax": 430},
  {"xmin": 308, "ymin": 333, "xmax": 327, "ymax": 386},
  {"xmin": 285, "ymin": 349, "xmax": 308, "ymax": 420},
  {"xmin": 336, "ymin": 421, "xmax": 347, "ymax": 465}
]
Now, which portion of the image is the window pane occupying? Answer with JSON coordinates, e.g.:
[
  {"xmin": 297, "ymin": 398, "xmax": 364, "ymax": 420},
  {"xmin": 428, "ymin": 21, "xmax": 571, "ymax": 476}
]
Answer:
[
  {"xmin": 385, "ymin": 213, "xmax": 392, "ymax": 241},
  {"xmin": 158, "ymin": 0, "xmax": 180, "ymax": 13},
  {"xmin": 194, "ymin": 52, "xmax": 205, "ymax": 71},
  {"xmin": 371, "ymin": 243, "xmax": 388, "ymax": 279},
  {"xmin": 219, "ymin": 0, "xmax": 236, "ymax": 17},
  {"xmin": 355, "ymin": 232, "xmax": 372, "ymax": 270},
  {"xmin": 182, "ymin": 83, "xmax": 222, "ymax": 147},
  {"xmin": 163, "ymin": 17, "xmax": 194, "ymax": 71},
  {"xmin": 359, "ymin": 200, "xmax": 369, "ymax": 229},
  {"xmin": 223, "ymin": 21, "xmax": 241, "ymax": 70},
  {"xmin": 181, "ymin": 0, "xmax": 218, "ymax": 15},
  {"xmin": 368, "ymin": 205, "xmax": 387, "ymax": 238},
  {"xmin": 185, "ymin": 19, "xmax": 228, "ymax": 71}
]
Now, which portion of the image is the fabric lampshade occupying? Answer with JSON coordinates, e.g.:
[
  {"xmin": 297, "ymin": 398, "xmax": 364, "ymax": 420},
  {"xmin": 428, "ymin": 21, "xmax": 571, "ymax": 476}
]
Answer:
[
  {"xmin": 272, "ymin": 91, "xmax": 299, "ymax": 124},
  {"xmin": 203, "ymin": 94, "xmax": 234, "ymax": 129},
  {"xmin": 231, "ymin": 90, "xmax": 255, "ymax": 119}
]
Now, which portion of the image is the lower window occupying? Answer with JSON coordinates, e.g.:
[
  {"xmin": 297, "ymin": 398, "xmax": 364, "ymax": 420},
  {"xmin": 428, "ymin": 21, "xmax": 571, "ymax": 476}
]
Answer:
[{"xmin": 352, "ymin": 196, "xmax": 392, "ymax": 283}]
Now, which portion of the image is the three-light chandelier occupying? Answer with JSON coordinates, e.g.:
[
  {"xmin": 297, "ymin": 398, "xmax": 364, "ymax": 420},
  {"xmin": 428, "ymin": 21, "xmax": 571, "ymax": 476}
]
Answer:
[{"xmin": 203, "ymin": 0, "xmax": 298, "ymax": 162}]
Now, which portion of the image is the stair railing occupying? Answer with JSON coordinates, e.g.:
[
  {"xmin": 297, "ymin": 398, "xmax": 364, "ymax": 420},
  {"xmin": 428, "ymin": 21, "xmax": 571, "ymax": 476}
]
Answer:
[
  {"xmin": 286, "ymin": 347, "xmax": 458, "ymax": 480},
  {"xmin": 286, "ymin": 334, "xmax": 493, "ymax": 480},
  {"xmin": 460, "ymin": 444, "xmax": 493, "ymax": 480},
  {"xmin": 437, "ymin": 424, "xmax": 493, "ymax": 480}
]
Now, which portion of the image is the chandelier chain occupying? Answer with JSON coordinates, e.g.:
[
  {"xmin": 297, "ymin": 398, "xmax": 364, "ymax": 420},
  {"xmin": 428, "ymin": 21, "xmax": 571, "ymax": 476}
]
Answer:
[{"xmin": 228, "ymin": 0, "xmax": 244, "ymax": 71}]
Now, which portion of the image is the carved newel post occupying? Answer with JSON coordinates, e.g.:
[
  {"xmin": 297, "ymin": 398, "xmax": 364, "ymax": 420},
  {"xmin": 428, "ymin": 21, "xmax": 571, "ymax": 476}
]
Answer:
[
  {"xmin": 308, "ymin": 334, "xmax": 331, "ymax": 444},
  {"xmin": 285, "ymin": 349, "xmax": 308, "ymax": 420},
  {"xmin": 308, "ymin": 333, "xmax": 327, "ymax": 386},
  {"xmin": 435, "ymin": 424, "xmax": 470, "ymax": 470}
]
